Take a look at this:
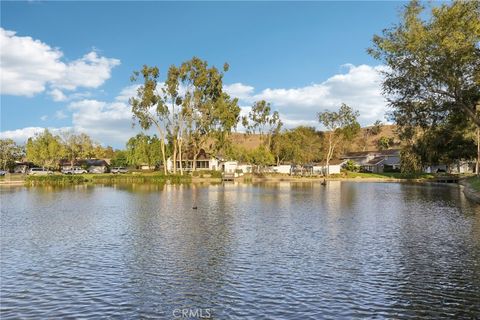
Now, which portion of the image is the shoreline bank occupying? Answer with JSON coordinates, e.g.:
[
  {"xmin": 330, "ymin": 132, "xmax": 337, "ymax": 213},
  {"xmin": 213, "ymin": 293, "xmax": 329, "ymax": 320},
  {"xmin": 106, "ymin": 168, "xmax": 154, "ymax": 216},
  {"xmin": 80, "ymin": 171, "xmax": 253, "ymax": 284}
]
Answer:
[
  {"xmin": 0, "ymin": 172, "xmax": 470, "ymax": 186},
  {"xmin": 459, "ymin": 177, "xmax": 480, "ymax": 204}
]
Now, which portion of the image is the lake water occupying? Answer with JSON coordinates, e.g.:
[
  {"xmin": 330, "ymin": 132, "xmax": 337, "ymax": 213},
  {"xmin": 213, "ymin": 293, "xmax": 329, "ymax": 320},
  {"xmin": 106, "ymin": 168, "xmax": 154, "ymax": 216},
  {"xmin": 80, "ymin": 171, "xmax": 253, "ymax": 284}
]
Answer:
[{"xmin": 1, "ymin": 182, "xmax": 479, "ymax": 319}]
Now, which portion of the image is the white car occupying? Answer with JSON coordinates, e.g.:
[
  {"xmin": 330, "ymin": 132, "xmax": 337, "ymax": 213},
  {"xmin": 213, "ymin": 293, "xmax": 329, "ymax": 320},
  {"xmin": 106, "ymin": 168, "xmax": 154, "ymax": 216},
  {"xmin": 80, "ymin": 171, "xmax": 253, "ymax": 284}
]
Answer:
[
  {"xmin": 28, "ymin": 168, "xmax": 53, "ymax": 175},
  {"xmin": 111, "ymin": 167, "xmax": 128, "ymax": 174},
  {"xmin": 62, "ymin": 167, "xmax": 88, "ymax": 174},
  {"xmin": 0, "ymin": 170, "xmax": 6, "ymax": 176}
]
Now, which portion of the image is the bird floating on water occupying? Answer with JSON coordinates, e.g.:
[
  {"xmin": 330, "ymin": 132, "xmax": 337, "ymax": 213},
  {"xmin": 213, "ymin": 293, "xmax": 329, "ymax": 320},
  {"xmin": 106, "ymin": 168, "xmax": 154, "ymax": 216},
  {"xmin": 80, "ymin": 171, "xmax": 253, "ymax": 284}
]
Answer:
[{"xmin": 321, "ymin": 178, "xmax": 327, "ymax": 186}]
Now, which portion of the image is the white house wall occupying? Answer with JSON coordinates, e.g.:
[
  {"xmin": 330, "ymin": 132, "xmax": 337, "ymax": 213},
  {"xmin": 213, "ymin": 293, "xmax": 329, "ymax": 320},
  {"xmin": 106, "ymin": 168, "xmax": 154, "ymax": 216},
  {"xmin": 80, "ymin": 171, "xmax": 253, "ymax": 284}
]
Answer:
[{"xmin": 271, "ymin": 165, "xmax": 291, "ymax": 174}]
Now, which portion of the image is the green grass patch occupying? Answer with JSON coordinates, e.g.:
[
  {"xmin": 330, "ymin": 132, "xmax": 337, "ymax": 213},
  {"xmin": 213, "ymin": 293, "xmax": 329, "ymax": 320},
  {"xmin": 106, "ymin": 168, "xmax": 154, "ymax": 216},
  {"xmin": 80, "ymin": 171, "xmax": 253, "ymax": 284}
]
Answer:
[
  {"xmin": 191, "ymin": 170, "xmax": 222, "ymax": 178},
  {"xmin": 25, "ymin": 173, "xmax": 191, "ymax": 186},
  {"xmin": 465, "ymin": 176, "xmax": 480, "ymax": 192},
  {"xmin": 25, "ymin": 175, "xmax": 88, "ymax": 186}
]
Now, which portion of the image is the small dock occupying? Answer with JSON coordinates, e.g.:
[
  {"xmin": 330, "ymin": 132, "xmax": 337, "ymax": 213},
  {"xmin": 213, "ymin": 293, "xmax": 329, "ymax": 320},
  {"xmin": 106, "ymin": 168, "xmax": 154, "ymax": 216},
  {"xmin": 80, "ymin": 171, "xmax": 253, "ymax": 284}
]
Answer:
[
  {"xmin": 434, "ymin": 176, "xmax": 459, "ymax": 183},
  {"xmin": 222, "ymin": 173, "xmax": 235, "ymax": 181}
]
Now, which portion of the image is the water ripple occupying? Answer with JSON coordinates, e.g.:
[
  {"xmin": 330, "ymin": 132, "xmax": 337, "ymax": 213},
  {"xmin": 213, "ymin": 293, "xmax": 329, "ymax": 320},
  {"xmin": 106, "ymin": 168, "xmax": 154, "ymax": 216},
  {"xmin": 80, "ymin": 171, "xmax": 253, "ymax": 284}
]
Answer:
[{"xmin": 1, "ymin": 182, "xmax": 479, "ymax": 319}]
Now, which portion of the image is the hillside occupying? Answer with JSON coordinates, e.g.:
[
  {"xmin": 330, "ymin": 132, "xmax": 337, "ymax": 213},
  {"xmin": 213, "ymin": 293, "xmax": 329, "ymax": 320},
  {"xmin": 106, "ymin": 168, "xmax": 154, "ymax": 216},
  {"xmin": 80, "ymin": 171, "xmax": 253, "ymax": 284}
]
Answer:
[{"xmin": 230, "ymin": 124, "xmax": 400, "ymax": 153}]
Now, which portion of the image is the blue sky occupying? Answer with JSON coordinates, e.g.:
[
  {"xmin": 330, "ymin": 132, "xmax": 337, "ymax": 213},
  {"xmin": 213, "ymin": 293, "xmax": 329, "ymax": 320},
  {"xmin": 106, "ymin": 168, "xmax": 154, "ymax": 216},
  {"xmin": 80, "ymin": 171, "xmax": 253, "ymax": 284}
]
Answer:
[{"xmin": 1, "ymin": 1, "xmax": 409, "ymax": 148}]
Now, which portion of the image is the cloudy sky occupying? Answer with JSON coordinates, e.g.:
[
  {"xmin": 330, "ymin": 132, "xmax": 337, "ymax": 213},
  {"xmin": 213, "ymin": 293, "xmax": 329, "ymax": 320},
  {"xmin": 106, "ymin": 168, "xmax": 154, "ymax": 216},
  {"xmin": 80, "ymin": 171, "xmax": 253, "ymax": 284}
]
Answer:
[{"xmin": 0, "ymin": 1, "xmax": 406, "ymax": 148}]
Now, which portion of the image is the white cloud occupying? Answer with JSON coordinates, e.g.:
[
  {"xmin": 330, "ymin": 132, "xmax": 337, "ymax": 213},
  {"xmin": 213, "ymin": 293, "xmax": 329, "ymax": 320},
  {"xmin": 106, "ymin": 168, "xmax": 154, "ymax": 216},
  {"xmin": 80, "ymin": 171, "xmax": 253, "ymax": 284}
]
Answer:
[
  {"xmin": 48, "ymin": 88, "xmax": 67, "ymax": 102},
  {"xmin": 55, "ymin": 110, "xmax": 68, "ymax": 119},
  {"xmin": 0, "ymin": 29, "xmax": 65, "ymax": 96},
  {"xmin": 115, "ymin": 84, "xmax": 140, "ymax": 102},
  {"xmin": 2, "ymin": 64, "xmax": 388, "ymax": 147},
  {"xmin": 226, "ymin": 64, "xmax": 388, "ymax": 127},
  {"xmin": 0, "ymin": 28, "xmax": 120, "ymax": 98},
  {"xmin": 40, "ymin": 115, "xmax": 48, "ymax": 121},
  {"xmin": 0, "ymin": 127, "xmax": 71, "ymax": 144},
  {"xmin": 68, "ymin": 99, "xmax": 139, "ymax": 145},
  {"xmin": 52, "ymin": 52, "xmax": 120, "ymax": 91},
  {"xmin": 0, "ymin": 84, "xmax": 142, "ymax": 146},
  {"xmin": 224, "ymin": 83, "xmax": 255, "ymax": 100}
]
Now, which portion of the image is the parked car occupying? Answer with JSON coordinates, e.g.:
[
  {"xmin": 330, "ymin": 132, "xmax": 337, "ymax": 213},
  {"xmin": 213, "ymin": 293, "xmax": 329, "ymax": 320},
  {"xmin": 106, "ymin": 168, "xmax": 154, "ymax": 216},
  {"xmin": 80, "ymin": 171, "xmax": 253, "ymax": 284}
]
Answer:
[
  {"xmin": 62, "ymin": 167, "xmax": 88, "ymax": 175},
  {"xmin": 88, "ymin": 166, "xmax": 107, "ymax": 174},
  {"xmin": 14, "ymin": 166, "xmax": 28, "ymax": 174},
  {"xmin": 28, "ymin": 168, "xmax": 53, "ymax": 175},
  {"xmin": 111, "ymin": 167, "xmax": 128, "ymax": 174},
  {"xmin": 0, "ymin": 170, "xmax": 6, "ymax": 176}
]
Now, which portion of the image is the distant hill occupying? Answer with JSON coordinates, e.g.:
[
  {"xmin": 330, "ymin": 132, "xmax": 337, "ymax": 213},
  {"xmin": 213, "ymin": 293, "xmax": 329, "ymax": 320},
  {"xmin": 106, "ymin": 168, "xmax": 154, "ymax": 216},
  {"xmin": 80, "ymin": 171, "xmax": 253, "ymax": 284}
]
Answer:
[
  {"xmin": 230, "ymin": 124, "xmax": 400, "ymax": 153},
  {"xmin": 349, "ymin": 124, "xmax": 400, "ymax": 152}
]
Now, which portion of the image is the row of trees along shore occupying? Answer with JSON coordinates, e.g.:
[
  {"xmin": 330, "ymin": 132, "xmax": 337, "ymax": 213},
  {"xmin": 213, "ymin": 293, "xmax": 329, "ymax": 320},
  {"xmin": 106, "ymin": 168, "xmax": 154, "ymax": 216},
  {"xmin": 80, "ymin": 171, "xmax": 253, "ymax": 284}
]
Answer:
[
  {"xmin": 127, "ymin": 56, "xmax": 373, "ymax": 175},
  {"xmin": 1, "ymin": 105, "xmax": 385, "ymax": 174},
  {"xmin": 0, "ymin": 1, "xmax": 478, "ymax": 176}
]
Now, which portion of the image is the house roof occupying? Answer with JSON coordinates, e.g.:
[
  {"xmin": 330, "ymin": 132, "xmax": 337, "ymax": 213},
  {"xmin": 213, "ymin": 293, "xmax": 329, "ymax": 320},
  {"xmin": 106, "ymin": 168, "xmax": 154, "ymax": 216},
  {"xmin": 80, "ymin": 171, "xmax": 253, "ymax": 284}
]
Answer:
[
  {"xmin": 60, "ymin": 159, "xmax": 108, "ymax": 166},
  {"xmin": 176, "ymin": 148, "xmax": 217, "ymax": 160},
  {"xmin": 341, "ymin": 151, "xmax": 372, "ymax": 158},
  {"xmin": 365, "ymin": 157, "xmax": 385, "ymax": 165},
  {"xmin": 329, "ymin": 159, "xmax": 347, "ymax": 165},
  {"xmin": 380, "ymin": 149, "xmax": 401, "ymax": 155},
  {"xmin": 342, "ymin": 149, "xmax": 400, "ymax": 158}
]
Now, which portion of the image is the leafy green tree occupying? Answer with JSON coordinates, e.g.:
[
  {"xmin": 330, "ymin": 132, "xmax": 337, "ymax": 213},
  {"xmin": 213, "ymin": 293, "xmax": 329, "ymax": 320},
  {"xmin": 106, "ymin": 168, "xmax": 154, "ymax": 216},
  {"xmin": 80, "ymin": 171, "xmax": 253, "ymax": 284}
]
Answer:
[
  {"xmin": 0, "ymin": 139, "xmax": 23, "ymax": 171},
  {"xmin": 224, "ymin": 144, "xmax": 251, "ymax": 164},
  {"xmin": 318, "ymin": 104, "xmax": 360, "ymax": 176},
  {"xmin": 60, "ymin": 131, "xmax": 96, "ymax": 167},
  {"xmin": 271, "ymin": 127, "xmax": 322, "ymax": 165},
  {"xmin": 177, "ymin": 57, "xmax": 240, "ymax": 171},
  {"xmin": 110, "ymin": 150, "xmax": 129, "ymax": 167},
  {"xmin": 369, "ymin": 0, "xmax": 480, "ymax": 129},
  {"xmin": 413, "ymin": 121, "xmax": 476, "ymax": 168},
  {"xmin": 25, "ymin": 129, "xmax": 63, "ymax": 169},
  {"xmin": 249, "ymin": 146, "xmax": 275, "ymax": 171},
  {"xmin": 344, "ymin": 160, "xmax": 359, "ymax": 172},
  {"xmin": 377, "ymin": 136, "xmax": 394, "ymax": 150},
  {"xmin": 126, "ymin": 133, "xmax": 162, "ymax": 169},
  {"xmin": 129, "ymin": 65, "xmax": 169, "ymax": 174},
  {"xmin": 400, "ymin": 145, "xmax": 422, "ymax": 174},
  {"xmin": 242, "ymin": 100, "xmax": 282, "ymax": 150},
  {"xmin": 162, "ymin": 64, "xmax": 183, "ymax": 174},
  {"xmin": 369, "ymin": 0, "xmax": 480, "ymax": 173},
  {"xmin": 93, "ymin": 145, "xmax": 115, "ymax": 159}
]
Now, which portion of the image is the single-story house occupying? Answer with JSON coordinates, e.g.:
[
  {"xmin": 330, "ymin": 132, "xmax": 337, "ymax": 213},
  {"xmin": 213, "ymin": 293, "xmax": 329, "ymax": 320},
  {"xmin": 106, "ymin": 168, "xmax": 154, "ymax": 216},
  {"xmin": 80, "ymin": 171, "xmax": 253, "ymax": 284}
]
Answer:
[
  {"xmin": 341, "ymin": 149, "xmax": 401, "ymax": 173},
  {"xmin": 320, "ymin": 159, "xmax": 347, "ymax": 175},
  {"xmin": 59, "ymin": 159, "xmax": 109, "ymax": 173},
  {"xmin": 302, "ymin": 159, "xmax": 346, "ymax": 175},
  {"xmin": 270, "ymin": 164, "xmax": 292, "ymax": 174},
  {"xmin": 424, "ymin": 160, "xmax": 475, "ymax": 174},
  {"xmin": 236, "ymin": 163, "xmax": 253, "ymax": 174},
  {"xmin": 362, "ymin": 157, "xmax": 385, "ymax": 173},
  {"xmin": 166, "ymin": 149, "xmax": 220, "ymax": 172},
  {"xmin": 13, "ymin": 161, "xmax": 34, "ymax": 173}
]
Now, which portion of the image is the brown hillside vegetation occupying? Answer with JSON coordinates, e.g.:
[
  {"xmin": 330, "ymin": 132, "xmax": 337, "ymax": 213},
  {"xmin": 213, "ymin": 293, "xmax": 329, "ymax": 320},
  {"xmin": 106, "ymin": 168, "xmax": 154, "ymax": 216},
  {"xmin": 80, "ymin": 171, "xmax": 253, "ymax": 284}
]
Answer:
[
  {"xmin": 350, "ymin": 124, "xmax": 400, "ymax": 152},
  {"xmin": 230, "ymin": 124, "xmax": 400, "ymax": 153}
]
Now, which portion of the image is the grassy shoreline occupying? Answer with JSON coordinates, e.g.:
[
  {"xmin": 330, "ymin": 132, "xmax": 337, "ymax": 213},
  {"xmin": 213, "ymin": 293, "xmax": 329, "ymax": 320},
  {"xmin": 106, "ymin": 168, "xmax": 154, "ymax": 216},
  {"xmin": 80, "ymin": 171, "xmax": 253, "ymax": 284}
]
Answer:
[
  {"xmin": 459, "ymin": 176, "xmax": 480, "ymax": 204},
  {"xmin": 22, "ymin": 173, "xmax": 191, "ymax": 186},
  {"xmin": 0, "ymin": 171, "xmax": 474, "ymax": 187},
  {"xmin": 240, "ymin": 171, "xmax": 436, "ymax": 183}
]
